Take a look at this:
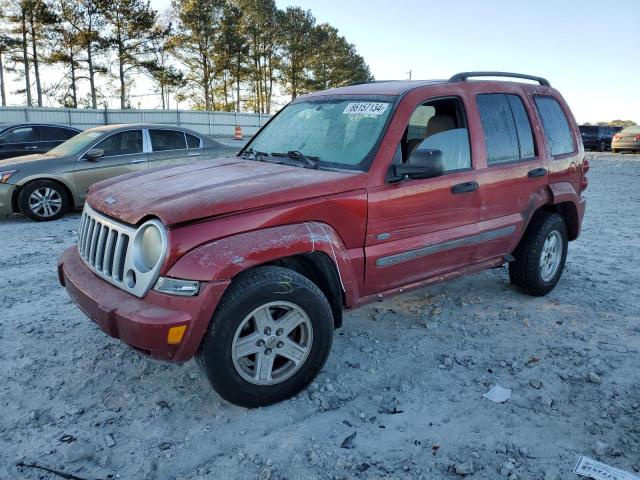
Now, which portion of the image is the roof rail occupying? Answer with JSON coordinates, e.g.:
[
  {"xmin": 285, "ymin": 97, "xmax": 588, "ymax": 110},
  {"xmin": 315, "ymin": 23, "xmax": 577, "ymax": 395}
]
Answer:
[
  {"xmin": 348, "ymin": 80, "xmax": 402, "ymax": 86},
  {"xmin": 448, "ymin": 71, "xmax": 551, "ymax": 87}
]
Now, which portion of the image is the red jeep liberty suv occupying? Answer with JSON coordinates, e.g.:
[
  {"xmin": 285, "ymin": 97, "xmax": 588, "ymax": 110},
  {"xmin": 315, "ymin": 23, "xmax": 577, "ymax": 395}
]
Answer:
[{"xmin": 59, "ymin": 72, "xmax": 587, "ymax": 407}]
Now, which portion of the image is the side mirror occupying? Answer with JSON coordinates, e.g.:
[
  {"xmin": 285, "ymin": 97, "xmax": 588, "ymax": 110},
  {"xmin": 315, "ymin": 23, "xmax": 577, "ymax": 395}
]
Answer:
[
  {"xmin": 393, "ymin": 148, "xmax": 445, "ymax": 180},
  {"xmin": 85, "ymin": 148, "xmax": 104, "ymax": 161}
]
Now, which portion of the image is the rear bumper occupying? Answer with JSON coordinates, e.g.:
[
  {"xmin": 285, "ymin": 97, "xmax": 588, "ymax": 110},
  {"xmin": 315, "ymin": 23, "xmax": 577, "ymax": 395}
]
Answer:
[
  {"xmin": 58, "ymin": 246, "xmax": 230, "ymax": 362},
  {"xmin": 0, "ymin": 183, "xmax": 16, "ymax": 215},
  {"xmin": 612, "ymin": 142, "xmax": 640, "ymax": 150}
]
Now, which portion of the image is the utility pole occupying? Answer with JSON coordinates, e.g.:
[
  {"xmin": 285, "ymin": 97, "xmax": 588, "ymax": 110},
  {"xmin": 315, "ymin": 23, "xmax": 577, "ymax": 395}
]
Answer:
[{"xmin": 407, "ymin": 70, "xmax": 412, "ymax": 80}]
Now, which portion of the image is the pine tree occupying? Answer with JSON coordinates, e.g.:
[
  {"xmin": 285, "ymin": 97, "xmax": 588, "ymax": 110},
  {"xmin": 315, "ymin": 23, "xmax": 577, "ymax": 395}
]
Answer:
[
  {"xmin": 170, "ymin": 0, "xmax": 225, "ymax": 111},
  {"xmin": 278, "ymin": 6, "xmax": 316, "ymax": 100},
  {"xmin": 98, "ymin": 0, "xmax": 157, "ymax": 109}
]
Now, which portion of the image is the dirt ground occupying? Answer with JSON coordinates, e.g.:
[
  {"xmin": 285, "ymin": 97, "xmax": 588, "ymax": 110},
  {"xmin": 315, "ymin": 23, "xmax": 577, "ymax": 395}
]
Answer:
[{"xmin": 1, "ymin": 152, "xmax": 639, "ymax": 480}]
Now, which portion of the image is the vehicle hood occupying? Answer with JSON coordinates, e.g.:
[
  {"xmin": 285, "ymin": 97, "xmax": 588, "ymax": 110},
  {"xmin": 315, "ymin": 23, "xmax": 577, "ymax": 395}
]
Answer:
[
  {"xmin": 87, "ymin": 158, "xmax": 366, "ymax": 226},
  {"xmin": 0, "ymin": 153, "xmax": 60, "ymax": 169}
]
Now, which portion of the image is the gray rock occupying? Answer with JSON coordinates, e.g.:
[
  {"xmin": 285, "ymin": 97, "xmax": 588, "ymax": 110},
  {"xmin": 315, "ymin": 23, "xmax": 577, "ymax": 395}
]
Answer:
[
  {"xmin": 455, "ymin": 460, "xmax": 474, "ymax": 475},
  {"xmin": 593, "ymin": 440, "xmax": 608, "ymax": 456},
  {"xmin": 519, "ymin": 446, "xmax": 535, "ymax": 458},
  {"xmin": 104, "ymin": 434, "xmax": 116, "ymax": 448},
  {"xmin": 500, "ymin": 461, "xmax": 515, "ymax": 476},
  {"xmin": 588, "ymin": 372, "xmax": 602, "ymax": 384}
]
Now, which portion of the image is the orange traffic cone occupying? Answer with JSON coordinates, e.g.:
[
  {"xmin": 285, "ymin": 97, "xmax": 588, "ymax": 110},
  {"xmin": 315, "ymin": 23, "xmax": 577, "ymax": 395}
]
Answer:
[{"xmin": 234, "ymin": 126, "xmax": 243, "ymax": 140}]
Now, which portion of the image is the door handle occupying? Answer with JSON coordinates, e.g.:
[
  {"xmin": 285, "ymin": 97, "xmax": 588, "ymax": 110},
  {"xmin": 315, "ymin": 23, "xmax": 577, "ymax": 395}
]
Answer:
[
  {"xmin": 451, "ymin": 181, "xmax": 479, "ymax": 194},
  {"xmin": 528, "ymin": 167, "xmax": 547, "ymax": 178},
  {"xmin": 24, "ymin": 146, "xmax": 38, "ymax": 150}
]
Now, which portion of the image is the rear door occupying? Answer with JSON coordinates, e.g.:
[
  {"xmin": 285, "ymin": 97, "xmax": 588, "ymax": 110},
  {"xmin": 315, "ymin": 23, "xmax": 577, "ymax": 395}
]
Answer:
[
  {"xmin": 147, "ymin": 129, "xmax": 200, "ymax": 167},
  {"xmin": 473, "ymin": 92, "xmax": 548, "ymax": 262},
  {"xmin": 73, "ymin": 129, "xmax": 148, "ymax": 198},
  {"xmin": 38, "ymin": 126, "xmax": 79, "ymax": 153},
  {"xmin": 0, "ymin": 125, "xmax": 40, "ymax": 159}
]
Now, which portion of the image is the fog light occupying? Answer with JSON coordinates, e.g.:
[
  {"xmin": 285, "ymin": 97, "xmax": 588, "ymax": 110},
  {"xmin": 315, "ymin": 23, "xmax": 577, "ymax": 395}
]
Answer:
[
  {"xmin": 153, "ymin": 277, "xmax": 200, "ymax": 296},
  {"xmin": 167, "ymin": 325, "xmax": 187, "ymax": 344}
]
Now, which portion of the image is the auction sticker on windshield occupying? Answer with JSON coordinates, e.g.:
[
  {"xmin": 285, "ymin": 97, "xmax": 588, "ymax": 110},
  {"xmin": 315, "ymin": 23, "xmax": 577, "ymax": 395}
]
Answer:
[{"xmin": 343, "ymin": 102, "xmax": 389, "ymax": 115}]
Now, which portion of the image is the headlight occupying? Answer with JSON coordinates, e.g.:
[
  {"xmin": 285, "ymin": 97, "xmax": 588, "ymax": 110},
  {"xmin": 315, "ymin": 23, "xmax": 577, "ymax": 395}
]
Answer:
[
  {"xmin": 132, "ymin": 220, "xmax": 166, "ymax": 273},
  {"xmin": 154, "ymin": 277, "xmax": 200, "ymax": 296},
  {"xmin": 0, "ymin": 170, "xmax": 18, "ymax": 183}
]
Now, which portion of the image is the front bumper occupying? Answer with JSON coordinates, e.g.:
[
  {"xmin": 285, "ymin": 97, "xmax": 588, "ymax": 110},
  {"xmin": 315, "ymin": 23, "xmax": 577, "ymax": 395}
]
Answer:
[
  {"xmin": 0, "ymin": 183, "xmax": 16, "ymax": 215},
  {"xmin": 58, "ymin": 246, "xmax": 230, "ymax": 362}
]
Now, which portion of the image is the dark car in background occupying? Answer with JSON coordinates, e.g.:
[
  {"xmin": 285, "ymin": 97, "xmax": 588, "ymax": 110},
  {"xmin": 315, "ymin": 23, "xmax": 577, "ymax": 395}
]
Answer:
[
  {"xmin": 0, "ymin": 123, "xmax": 81, "ymax": 160},
  {"xmin": 578, "ymin": 125, "xmax": 622, "ymax": 152},
  {"xmin": 0, "ymin": 123, "xmax": 241, "ymax": 221},
  {"xmin": 612, "ymin": 126, "xmax": 640, "ymax": 153}
]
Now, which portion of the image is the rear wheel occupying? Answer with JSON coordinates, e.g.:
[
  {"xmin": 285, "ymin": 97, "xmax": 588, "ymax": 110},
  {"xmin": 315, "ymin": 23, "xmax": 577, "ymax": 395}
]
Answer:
[
  {"xmin": 509, "ymin": 213, "xmax": 568, "ymax": 296},
  {"xmin": 197, "ymin": 266, "xmax": 334, "ymax": 407},
  {"xmin": 17, "ymin": 179, "xmax": 69, "ymax": 221}
]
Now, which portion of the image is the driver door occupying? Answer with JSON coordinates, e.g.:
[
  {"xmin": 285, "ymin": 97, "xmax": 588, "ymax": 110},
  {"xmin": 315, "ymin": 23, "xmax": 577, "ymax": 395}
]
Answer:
[
  {"xmin": 74, "ymin": 129, "xmax": 148, "ymax": 199},
  {"xmin": 364, "ymin": 96, "xmax": 482, "ymax": 295}
]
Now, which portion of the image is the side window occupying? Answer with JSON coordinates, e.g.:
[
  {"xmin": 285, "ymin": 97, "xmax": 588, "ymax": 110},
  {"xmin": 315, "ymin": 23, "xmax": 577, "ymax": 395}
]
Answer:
[
  {"xmin": 150, "ymin": 129, "xmax": 187, "ymax": 151},
  {"xmin": 95, "ymin": 130, "xmax": 143, "ymax": 157},
  {"xmin": 0, "ymin": 126, "xmax": 38, "ymax": 143},
  {"xmin": 63, "ymin": 128, "xmax": 79, "ymax": 139},
  {"xmin": 477, "ymin": 93, "xmax": 537, "ymax": 165},
  {"xmin": 401, "ymin": 97, "xmax": 471, "ymax": 173},
  {"xmin": 534, "ymin": 95, "xmax": 575, "ymax": 156},
  {"xmin": 507, "ymin": 95, "xmax": 536, "ymax": 159},
  {"xmin": 477, "ymin": 94, "xmax": 519, "ymax": 164},
  {"xmin": 186, "ymin": 133, "xmax": 201, "ymax": 149},
  {"xmin": 40, "ymin": 126, "xmax": 75, "ymax": 141}
]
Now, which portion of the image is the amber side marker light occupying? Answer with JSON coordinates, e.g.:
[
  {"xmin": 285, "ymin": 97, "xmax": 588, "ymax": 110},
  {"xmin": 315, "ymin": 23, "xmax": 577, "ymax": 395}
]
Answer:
[{"xmin": 167, "ymin": 325, "xmax": 187, "ymax": 345}]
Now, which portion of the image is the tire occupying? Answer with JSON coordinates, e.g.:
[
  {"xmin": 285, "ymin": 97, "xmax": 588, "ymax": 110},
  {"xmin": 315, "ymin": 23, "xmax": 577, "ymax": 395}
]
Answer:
[
  {"xmin": 197, "ymin": 266, "xmax": 334, "ymax": 408},
  {"xmin": 17, "ymin": 179, "xmax": 69, "ymax": 221},
  {"xmin": 509, "ymin": 213, "xmax": 568, "ymax": 296}
]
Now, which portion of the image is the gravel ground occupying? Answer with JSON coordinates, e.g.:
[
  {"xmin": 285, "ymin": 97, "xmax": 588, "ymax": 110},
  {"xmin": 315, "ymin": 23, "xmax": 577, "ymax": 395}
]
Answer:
[{"xmin": 1, "ymin": 153, "xmax": 639, "ymax": 480}]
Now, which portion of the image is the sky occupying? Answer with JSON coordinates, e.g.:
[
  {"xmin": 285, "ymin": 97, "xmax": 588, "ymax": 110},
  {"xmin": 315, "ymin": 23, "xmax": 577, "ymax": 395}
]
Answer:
[{"xmin": 4, "ymin": 0, "xmax": 639, "ymax": 123}]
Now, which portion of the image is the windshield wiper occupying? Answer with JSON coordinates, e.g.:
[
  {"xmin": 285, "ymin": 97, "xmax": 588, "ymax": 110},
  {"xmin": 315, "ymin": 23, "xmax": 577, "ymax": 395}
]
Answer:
[
  {"xmin": 242, "ymin": 147, "xmax": 270, "ymax": 161},
  {"xmin": 271, "ymin": 150, "xmax": 319, "ymax": 169}
]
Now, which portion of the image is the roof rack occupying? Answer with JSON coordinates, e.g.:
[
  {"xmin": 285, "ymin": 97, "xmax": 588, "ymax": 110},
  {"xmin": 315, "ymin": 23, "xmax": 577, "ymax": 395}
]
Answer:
[
  {"xmin": 448, "ymin": 71, "xmax": 551, "ymax": 87},
  {"xmin": 348, "ymin": 80, "xmax": 403, "ymax": 86}
]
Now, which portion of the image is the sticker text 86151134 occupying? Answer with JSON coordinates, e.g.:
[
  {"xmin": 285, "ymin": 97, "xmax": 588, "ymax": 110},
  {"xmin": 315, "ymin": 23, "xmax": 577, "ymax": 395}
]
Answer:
[{"xmin": 343, "ymin": 102, "xmax": 389, "ymax": 116}]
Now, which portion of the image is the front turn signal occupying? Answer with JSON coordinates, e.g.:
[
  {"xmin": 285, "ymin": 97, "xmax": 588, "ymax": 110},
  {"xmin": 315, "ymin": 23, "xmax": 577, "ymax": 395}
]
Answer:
[{"xmin": 167, "ymin": 325, "xmax": 187, "ymax": 345}]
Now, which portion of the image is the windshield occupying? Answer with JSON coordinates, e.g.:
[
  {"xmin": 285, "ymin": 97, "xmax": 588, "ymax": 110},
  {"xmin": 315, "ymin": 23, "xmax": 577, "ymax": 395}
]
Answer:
[
  {"xmin": 247, "ymin": 97, "xmax": 395, "ymax": 170},
  {"xmin": 47, "ymin": 130, "xmax": 104, "ymax": 157}
]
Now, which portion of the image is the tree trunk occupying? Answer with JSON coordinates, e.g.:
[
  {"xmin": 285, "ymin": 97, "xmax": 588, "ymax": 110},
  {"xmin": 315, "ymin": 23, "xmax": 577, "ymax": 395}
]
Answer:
[
  {"xmin": 21, "ymin": 14, "xmax": 32, "ymax": 106},
  {"xmin": 222, "ymin": 71, "xmax": 228, "ymax": 110},
  {"xmin": 236, "ymin": 56, "xmax": 241, "ymax": 112},
  {"xmin": 160, "ymin": 84, "xmax": 165, "ymax": 109},
  {"xmin": 70, "ymin": 50, "xmax": 77, "ymax": 108},
  {"xmin": 29, "ymin": 12, "xmax": 43, "ymax": 106},
  {"xmin": 0, "ymin": 51, "xmax": 6, "ymax": 106},
  {"xmin": 117, "ymin": 30, "xmax": 126, "ymax": 109}
]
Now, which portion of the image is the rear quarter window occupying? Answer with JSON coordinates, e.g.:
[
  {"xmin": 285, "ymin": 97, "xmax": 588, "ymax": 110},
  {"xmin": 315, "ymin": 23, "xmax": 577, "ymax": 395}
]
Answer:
[{"xmin": 534, "ymin": 96, "xmax": 575, "ymax": 156}]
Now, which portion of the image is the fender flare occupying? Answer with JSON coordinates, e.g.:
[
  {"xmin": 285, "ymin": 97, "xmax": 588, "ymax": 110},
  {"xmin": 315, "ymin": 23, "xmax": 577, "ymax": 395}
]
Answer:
[{"xmin": 166, "ymin": 221, "xmax": 361, "ymax": 304}]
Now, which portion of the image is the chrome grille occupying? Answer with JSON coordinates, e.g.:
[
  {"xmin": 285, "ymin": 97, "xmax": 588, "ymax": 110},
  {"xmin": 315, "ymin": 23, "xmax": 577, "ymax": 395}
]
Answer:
[
  {"xmin": 78, "ymin": 205, "xmax": 134, "ymax": 286},
  {"xmin": 77, "ymin": 204, "xmax": 165, "ymax": 298}
]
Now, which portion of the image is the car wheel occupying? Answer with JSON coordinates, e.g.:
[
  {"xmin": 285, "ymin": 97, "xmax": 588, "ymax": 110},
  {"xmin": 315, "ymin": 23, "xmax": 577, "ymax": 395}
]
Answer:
[
  {"xmin": 18, "ymin": 179, "xmax": 69, "ymax": 221},
  {"xmin": 197, "ymin": 266, "xmax": 334, "ymax": 408},
  {"xmin": 509, "ymin": 212, "xmax": 568, "ymax": 296}
]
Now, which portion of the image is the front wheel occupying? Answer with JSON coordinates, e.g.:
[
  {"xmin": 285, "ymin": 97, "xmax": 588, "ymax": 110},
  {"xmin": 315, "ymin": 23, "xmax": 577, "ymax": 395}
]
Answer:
[
  {"xmin": 509, "ymin": 213, "xmax": 568, "ymax": 296},
  {"xmin": 197, "ymin": 266, "xmax": 334, "ymax": 407},
  {"xmin": 17, "ymin": 179, "xmax": 69, "ymax": 221}
]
